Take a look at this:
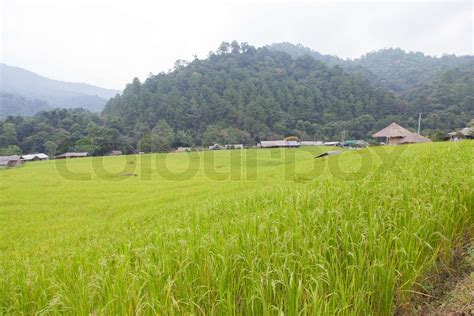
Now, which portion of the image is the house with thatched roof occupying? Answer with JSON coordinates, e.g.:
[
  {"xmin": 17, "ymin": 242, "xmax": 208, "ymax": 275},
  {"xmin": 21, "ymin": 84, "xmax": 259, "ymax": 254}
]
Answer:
[
  {"xmin": 372, "ymin": 122, "xmax": 431, "ymax": 145},
  {"xmin": 372, "ymin": 122, "xmax": 412, "ymax": 145}
]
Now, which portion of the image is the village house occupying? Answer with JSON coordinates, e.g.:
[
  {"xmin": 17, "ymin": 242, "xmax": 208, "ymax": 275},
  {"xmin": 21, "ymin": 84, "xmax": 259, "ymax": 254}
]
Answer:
[
  {"xmin": 323, "ymin": 141, "xmax": 340, "ymax": 146},
  {"xmin": 55, "ymin": 152, "xmax": 89, "ymax": 159},
  {"xmin": 448, "ymin": 127, "xmax": 473, "ymax": 141},
  {"xmin": 21, "ymin": 153, "xmax": 49, "ymax": 161},
  {"xmin": 259, "ymin": 140, "xmax": 300, "ymax": 148},
  {"xmin": 341, "ymin": 140, "xmax": 368, "ymax": 148},
  {"xmin": 176, "ymin": 147, "xmax": 192, "ymax": 152},
  {"xmin": 372, "ymin": 122, "xmax": 431, "ymax": 145},
  {"xmin": 300, "ymin": 141, "xmax": 324, "ymax": 146},
  {"xmin": 225, "ymin": 144, "xmax": 244, "ymax": 149},
  {"xmin": 208, "ymin": 144, "xmax": 224, "ymax": 150},
  {"xmin": 0, "ymin": 155, "xmax": 22, "ymax": 168}
]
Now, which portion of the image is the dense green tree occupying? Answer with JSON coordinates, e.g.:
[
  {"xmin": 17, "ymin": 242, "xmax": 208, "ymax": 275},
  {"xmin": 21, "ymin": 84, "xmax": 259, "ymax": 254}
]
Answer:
[
  {"xmin": 174, "ymin": 130, "xmax": 194, "ymax": 147},
  {"xmin": 2, "ymin": 122, "xmax": 17, "ymax": 145},
  {"xmin": 43, "ymin": 141, "xmax": 57, "ymax": 157},
  {"xmin": 151, "ymin": 120, "xmax": 174, "ymax": 152},
  {"xmin": 0, "ymin": 145, "xmax": 22, "ymax": 155}
]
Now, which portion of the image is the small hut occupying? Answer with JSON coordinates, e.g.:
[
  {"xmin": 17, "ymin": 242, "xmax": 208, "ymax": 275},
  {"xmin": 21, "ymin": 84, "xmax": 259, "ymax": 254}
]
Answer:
[
  {"xmin": 300, "ymin": 141, "xmax": 323, "ymax": 146},
  {"xmin": 0, "ymin": 155, "xmax": 22, "ymax": 168},
  {"xmin": 208, "ymin": 144, "xmax": 224, "ymax": 150},
  {"xmin": 372, "ymin": 122, "xmax": 431, "ymax": 145},
  {"xmin": 21, "ymin": 153, "xmax": 49, "ymax": 161},
  {"xmin": 448, "ymin": 127, "xmax": 473, "ymax": 141},
  {"xmin": 176, "ymin": 147, "xmax": 192, "ymax": 152},
  {"xmin": 225, "ymin": 144, "xmax": 244, "ymax": 149},
  {"xmin": 372, "ymin": 122, "xmax": 413, "ymax": 145}
]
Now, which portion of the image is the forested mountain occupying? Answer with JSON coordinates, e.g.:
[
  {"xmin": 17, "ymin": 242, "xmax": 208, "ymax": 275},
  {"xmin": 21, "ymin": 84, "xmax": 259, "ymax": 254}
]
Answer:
[
  {"xmin": 352, "ymin": 48, "xmax": 474, "ymax": 92},
  {"xmin": 0, "ymin": 42, "xmax": 472, "ymax": 156},
  {"xmin": 400, "ymin": 67, "xmax": 474, "ymax": 134},
  {"xmin": 268, "ymin": 43, "xmax": 473, "ymax": 137},
  {"xmin": 266, "ymin": 43, "xmax": 343, "ymax": 66},
  {"xmin": 0, "ymin": 64, "xmax": 120, "ymax": 117},
  {"xmin": 0, "ymin": 93, "xmax": 52, "ymax": 117},
  {"xmin": 103, "ymin": 42, "xmax": 408, "ymax": 145},
  {"xmin": 401, "ymin": 67, "xmax": 474, "ymax": 113},
  {"xmin": 267, "ymin": 43, "xmax": 474, "ymax": 93}
]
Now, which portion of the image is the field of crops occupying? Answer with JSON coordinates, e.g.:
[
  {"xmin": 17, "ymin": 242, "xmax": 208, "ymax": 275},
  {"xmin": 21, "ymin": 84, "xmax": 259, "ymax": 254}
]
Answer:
[{"xmin": 0, "ymin": 141, "xmax": 472, "ymax": 314}]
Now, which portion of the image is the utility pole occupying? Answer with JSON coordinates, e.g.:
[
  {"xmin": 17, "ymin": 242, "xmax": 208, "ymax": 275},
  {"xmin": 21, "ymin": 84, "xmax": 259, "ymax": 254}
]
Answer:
[{"xmin": 417, "ymin": 113, "xmax": 422, "ymax": 134}]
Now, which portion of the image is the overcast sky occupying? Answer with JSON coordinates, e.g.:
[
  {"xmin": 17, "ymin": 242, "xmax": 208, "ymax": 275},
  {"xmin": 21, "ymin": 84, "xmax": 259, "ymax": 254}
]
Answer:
[{"xmin": 1, "ymin": 0, "xmax": 472, "ymax": 90}]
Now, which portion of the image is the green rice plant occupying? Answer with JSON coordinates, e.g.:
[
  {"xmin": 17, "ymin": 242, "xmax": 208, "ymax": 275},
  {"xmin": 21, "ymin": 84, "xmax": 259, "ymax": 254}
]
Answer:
[{"xmin": 0, "ymin": 141, "xmax": 472, "ymax": 314}]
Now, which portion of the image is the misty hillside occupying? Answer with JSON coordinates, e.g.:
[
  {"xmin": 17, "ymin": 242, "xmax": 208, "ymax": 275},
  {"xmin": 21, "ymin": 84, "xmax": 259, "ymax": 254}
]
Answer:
[
  {"xmin": 0, "ymin": 64, "xmax": 120, "ymax": 116},
  {"xmin": 268, "ymin": 43, "xmax": 474, "ymax": 93},
  {"xmin": 352, "ymin": 48, "xmax": 474, "ymax": 92},
  {"xmin": 0, "ymin": 93, "xmax": 52, "ymax": 117}
]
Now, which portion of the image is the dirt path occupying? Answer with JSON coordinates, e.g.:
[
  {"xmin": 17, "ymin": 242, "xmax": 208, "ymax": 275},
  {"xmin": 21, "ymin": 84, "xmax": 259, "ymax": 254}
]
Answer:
[{"xmin": 416, "ymin": 243, "xmax": 474, "ymax": 315}]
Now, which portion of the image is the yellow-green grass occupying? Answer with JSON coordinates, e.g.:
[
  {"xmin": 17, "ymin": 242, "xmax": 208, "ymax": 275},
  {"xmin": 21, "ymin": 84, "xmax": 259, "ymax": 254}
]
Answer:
[{"xmin": 0, "ymin": 142, "xmax": 472, "ymax": 314}]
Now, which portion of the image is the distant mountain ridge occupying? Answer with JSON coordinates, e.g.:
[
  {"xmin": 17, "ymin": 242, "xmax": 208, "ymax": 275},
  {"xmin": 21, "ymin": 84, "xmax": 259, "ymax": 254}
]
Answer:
[
  {"xmin": 267, "ymin": 43, "xmax": 474, "ymax": 134},
  {"xmin": 267, "ymin": 43, "xmax": 474, "ymax": 92},
  {"xmin": 0, "ymin": 63, "xmax": 120, "ymax": 117}
]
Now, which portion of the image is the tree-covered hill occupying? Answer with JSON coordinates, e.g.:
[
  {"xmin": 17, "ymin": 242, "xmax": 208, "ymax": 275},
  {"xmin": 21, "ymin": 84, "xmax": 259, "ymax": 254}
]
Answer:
[
  {"xmin": 268, "ymin": 43, "xmax": 473, "ymax": 137},
  {"xmin": 400, "ymin": 66, "xmax": 474, "ymax": 135},
  {"xmin": 352, "ymin": 48, "xmax": 474, "ymax": 93},
  {"xmin": 0, "ymin": 93, "xmax": 52, "ymax": 117},
  {"xmin": 103, "ymin": 42, "xmax": 407, "ymax": 145},
  {"xmin": 268, "ymin": 43, "xmax": 474, "ymax": 93}
]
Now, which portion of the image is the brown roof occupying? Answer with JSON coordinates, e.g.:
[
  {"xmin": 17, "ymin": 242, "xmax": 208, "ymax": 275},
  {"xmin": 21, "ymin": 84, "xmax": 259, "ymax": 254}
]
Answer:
[
  {"xmin": 372, "ymin": 122, "xmax": 413, "ymax": 138},
  {"xmin": 399, "ymin": 133, "xmax": 432, "ymax": 144}
]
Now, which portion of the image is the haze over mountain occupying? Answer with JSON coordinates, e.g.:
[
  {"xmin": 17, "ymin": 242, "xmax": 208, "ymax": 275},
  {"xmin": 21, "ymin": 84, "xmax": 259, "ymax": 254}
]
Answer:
[{"xmin": 0, "ymin": 64, "xmax": 120, "ymax": 117}]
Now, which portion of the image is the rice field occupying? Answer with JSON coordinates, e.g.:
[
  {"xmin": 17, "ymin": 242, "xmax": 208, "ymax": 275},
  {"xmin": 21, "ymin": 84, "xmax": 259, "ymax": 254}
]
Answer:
[{"xmin": 0, "ymin": 141, "xmax": 472, "ymax": 314}]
